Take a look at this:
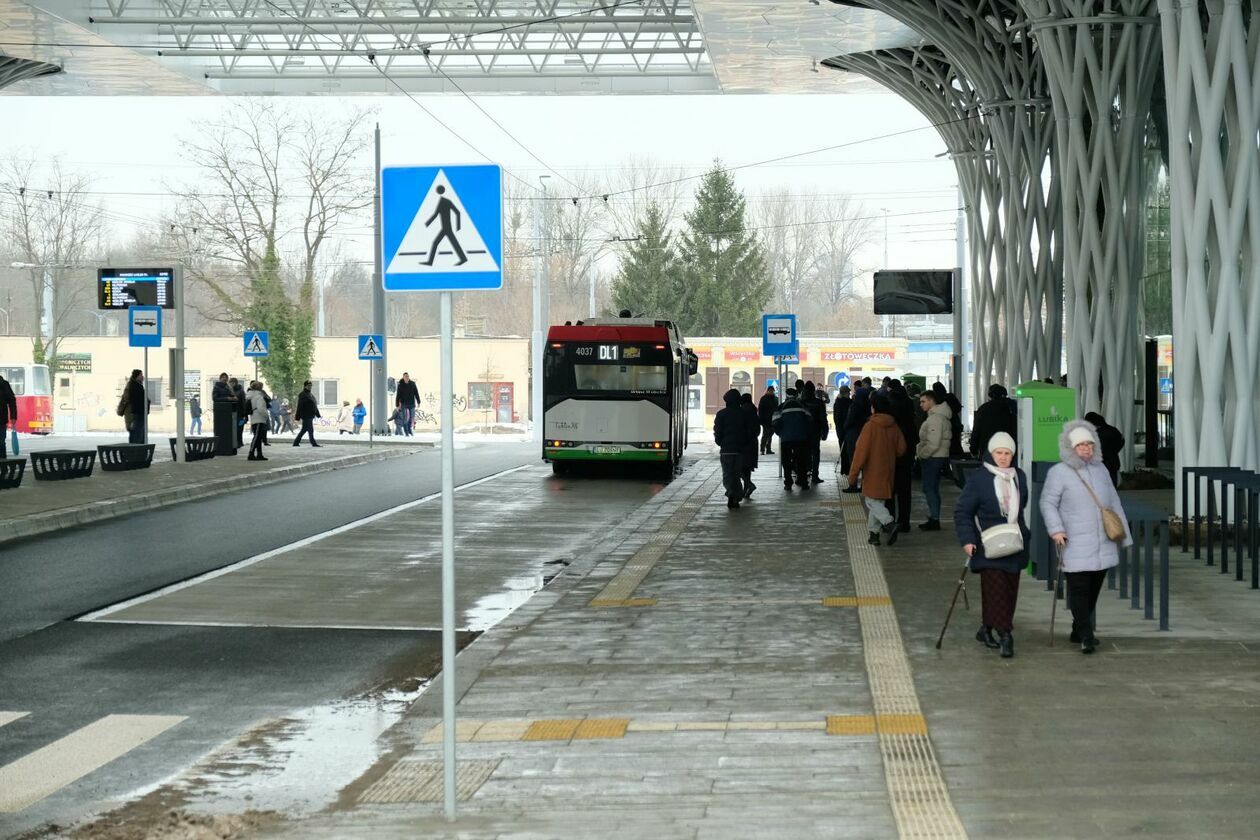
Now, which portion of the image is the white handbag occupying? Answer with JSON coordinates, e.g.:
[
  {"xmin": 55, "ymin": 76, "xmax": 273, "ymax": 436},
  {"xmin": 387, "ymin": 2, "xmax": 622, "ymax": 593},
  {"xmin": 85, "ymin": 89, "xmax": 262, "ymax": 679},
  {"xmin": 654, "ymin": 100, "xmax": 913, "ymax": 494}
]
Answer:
[{"xmin": 980, "ymin": 523, "xmax": 1024, "ymax": 559}]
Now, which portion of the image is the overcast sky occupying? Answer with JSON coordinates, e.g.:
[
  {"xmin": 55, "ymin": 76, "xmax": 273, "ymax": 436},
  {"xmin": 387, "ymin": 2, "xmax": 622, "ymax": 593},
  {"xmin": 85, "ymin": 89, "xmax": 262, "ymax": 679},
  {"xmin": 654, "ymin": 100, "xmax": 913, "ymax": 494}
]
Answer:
[{"xmin": 0, "ymin": 93, "xmax": 961, "ymax": 278}]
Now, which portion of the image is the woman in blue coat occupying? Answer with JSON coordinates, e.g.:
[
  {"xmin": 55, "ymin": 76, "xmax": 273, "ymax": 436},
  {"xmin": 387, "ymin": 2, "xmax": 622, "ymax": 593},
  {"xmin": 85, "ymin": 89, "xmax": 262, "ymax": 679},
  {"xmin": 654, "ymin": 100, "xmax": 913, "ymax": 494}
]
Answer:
[{"xmin": 953, "ymin": 431, "xmax": 1030, "ymax": 658}]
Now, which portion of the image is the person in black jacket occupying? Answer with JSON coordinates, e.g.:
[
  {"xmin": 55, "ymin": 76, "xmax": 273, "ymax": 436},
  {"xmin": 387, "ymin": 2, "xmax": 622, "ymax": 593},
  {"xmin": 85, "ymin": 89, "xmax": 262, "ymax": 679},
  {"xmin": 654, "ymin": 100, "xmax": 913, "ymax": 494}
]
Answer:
[
  {"xmin": 773, "ymin": 388, "xmax": 813, "ymax": 491},
  {"xmin": 953, "ymin": 432, "xmax": 1030, "ymax": 658},
  {"xmin": 125, "ymin": 369, "xmax": 148, "ymax": 444},
  {"xmin": 887, "ymin": 380, "xmax": 917, "ymax": 531},
  {"xmin": 0, "ymin": 371, "xmax": 16, "ymax": 459},
  {"xmin": 293, "ymin": 380, "xmax": 322, "ymax": 447},
  {"xmin": 739, "ymin": 392, "xmax": 761, "ymax": 498},
  {"xmin": 843, "ymin": 381, "xmax": 872, "ymax": 492},
  {"xmin": 395, "ymin": 372, "xmax": 420, "ymax": 437},
  {"xmin": 756, "ymin": 385, "xmax": 779, "ymax": 455},
  {"xmin": 1084, "ymin": 411, "xmax": 1125, "ymax": 486},
  {"xmin": 713, "ymin": 388, "xmax": 750, "ymax": 509},
  {"xmin": 801, "ymin": 381, "xmax": 829, "ymax": 485},
  {"xmin": 969, "ymin": 384, "xmax": 1018, "ymax": 458},
  {"xmin": 832, "ymin": 386, "xmax": 852, "ymax": 470},
  {"xmin": 229, "ymin": 377, "xmax": 247, "ymax": 448}
]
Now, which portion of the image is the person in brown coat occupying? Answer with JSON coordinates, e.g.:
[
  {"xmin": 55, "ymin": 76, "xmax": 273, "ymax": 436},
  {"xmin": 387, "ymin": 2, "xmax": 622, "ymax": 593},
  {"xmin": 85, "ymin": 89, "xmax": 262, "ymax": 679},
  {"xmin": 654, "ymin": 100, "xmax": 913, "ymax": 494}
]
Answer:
[{"xmin": 847, "ymin": 392, "xmax": 907, "ymax": 546}]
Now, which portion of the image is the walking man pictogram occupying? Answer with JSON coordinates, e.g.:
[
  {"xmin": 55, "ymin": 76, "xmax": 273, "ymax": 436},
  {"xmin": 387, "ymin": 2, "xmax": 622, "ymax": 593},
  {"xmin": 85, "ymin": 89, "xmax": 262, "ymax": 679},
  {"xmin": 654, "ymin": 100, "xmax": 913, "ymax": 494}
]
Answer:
[{"xmin": 423, "ymin": 185, "xmax": 467, "ymax": 266}]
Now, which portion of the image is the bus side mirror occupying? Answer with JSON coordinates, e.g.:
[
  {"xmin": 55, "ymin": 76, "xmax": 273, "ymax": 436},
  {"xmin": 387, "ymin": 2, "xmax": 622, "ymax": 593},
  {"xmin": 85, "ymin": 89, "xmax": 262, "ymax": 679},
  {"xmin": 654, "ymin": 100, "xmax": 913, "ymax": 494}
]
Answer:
[{"xmin": 686, "ymin": 351, "xmax": 699, "ymax": 377}]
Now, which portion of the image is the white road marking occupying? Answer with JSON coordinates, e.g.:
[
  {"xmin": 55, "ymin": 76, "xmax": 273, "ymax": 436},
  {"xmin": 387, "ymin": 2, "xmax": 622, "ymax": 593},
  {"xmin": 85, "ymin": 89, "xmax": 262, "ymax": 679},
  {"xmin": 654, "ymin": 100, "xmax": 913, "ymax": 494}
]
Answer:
[
  {"xmin": 0, "ymin": 714, "xmax": 186, "ymax": 812},
  {"xmin": 0, "ymin": 711, "xmax": 29, "ymax": 728},
  {"xmin": 78, "ymin": 464, "xmax": 534, "ymax": 622}
]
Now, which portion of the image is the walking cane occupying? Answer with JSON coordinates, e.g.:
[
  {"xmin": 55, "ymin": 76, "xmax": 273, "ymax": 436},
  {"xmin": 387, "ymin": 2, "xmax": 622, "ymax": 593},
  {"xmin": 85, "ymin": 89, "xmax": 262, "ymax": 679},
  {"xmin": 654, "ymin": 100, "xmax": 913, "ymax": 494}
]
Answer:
[
  {"xmin": 1049, "ymin": 542, "xmax": 1065, "ymax": 647},
  {"xmin": 935, "ymin": 554, "xmax": 972, "ymax": 649}
]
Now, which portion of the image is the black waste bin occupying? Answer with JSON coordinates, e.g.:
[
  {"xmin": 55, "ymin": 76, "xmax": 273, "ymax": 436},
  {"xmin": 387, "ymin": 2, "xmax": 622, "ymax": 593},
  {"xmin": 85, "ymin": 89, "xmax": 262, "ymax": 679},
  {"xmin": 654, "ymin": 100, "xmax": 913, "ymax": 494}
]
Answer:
[{"xmin": 213, "ymin": 400, "xmax": 239, "ymax": 456}]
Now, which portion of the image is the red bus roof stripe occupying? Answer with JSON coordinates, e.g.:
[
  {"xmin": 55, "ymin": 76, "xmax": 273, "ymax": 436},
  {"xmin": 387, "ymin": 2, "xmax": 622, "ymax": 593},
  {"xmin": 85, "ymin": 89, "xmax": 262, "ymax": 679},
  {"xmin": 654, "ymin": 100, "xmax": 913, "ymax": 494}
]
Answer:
[{"xmin": 547, "ymin": 325, "xmax": 673, "ymax": 342}]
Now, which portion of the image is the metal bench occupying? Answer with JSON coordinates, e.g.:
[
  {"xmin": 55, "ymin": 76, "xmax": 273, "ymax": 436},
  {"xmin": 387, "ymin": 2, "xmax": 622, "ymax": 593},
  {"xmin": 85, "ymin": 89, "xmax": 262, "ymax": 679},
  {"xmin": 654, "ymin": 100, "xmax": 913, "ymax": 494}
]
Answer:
[
  {"xmin": 169, "ymin": 436, "xmax": 216, "ymax": 462},
  {"xmin": 98, "ymin": 443, "xmax": 155, "ymax": 472},
  {"xmin": 0, "ymin": 457, "xmax": 26, "ymax": 490},
  {"xmin": 30, "ymin": 449, "xmax": 97, "ymax": 481}
]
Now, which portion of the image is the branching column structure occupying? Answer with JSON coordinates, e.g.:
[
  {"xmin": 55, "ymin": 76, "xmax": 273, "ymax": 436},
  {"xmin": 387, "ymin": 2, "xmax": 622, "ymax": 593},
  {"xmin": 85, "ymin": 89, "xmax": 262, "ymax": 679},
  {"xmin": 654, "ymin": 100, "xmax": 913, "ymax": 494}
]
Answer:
[
  {"xmin": 855, "ymin": 0, "xmax": 1063, "ymax": 394},
  {"xmin": 1024, "ymin": 0, "xmax": 1161, "ymax": 463},
  {"xmin": 1158, "ymin": 0, "xmax": 1260, "ymax": 508},
  {"xmin": 823, "ymin": 47, "xmax": 1004, "ymax": 405}
]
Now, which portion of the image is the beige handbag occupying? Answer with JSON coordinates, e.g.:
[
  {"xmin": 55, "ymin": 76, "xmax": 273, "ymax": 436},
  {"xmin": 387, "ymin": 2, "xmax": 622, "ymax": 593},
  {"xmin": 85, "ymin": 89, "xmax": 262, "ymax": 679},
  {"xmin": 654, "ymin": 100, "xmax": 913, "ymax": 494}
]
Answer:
[{"xmin": 1073, "ymin": 469, "xmax": 1127, "ymax": 542}]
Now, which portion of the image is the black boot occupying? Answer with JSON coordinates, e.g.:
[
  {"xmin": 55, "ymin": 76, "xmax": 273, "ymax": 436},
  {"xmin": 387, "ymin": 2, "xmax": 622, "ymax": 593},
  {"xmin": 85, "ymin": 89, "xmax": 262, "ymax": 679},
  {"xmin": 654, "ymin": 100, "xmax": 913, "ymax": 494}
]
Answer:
[
  {"xmin": 1081, "ymin": 635, "xmax": 1098, "ymax": 654},
  {"xmin": 998, "ymin": 631, "xmax": 1014, "ymax": 658},
  {"xmin": 868, "ymin": 531, "xmax": 881, "ymax": 546},
  {"xmin": 975, "ymin": 625, "xmax": 1000, "ymax": 649}
]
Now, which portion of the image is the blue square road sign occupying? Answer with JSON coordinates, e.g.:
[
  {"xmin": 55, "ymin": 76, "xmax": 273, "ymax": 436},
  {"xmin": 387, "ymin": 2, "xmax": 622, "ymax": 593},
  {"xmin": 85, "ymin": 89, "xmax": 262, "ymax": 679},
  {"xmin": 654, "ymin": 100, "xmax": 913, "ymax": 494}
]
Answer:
[
  {"xmin": 243, "ymin": 330, "xmax": 270, "ymax": 357},
  {"xmin": 128, "ymin": 306, "xmax": 163, "ymax": 348},
  {"xmin": 762, "ymin": 314, "xmax": 798, "ymax": 358},
  {"xmin": 358, "ymin": 334, "xmax": 385, "ymax": 360}
]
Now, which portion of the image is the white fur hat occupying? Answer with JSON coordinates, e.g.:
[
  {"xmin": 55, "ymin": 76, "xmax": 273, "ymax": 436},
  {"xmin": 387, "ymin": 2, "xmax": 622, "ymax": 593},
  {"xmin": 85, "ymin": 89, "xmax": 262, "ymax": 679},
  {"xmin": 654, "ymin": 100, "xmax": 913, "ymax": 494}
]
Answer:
[
  {"xmin": 988, "ymin": 431, "xmax": 1016, "ymax": 454},
  {"xmin": 1068, "ymin": 426, "xmax": 1097, "ymax": 448}
]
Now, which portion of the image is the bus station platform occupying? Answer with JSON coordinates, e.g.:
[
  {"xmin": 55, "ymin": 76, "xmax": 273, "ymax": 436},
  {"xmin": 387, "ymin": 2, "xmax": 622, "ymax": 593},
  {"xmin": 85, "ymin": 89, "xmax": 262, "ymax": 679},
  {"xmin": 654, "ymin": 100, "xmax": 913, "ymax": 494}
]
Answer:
[{"xmin": 230, "ymin": 447, "xmax": 1259, "ymax": 840}]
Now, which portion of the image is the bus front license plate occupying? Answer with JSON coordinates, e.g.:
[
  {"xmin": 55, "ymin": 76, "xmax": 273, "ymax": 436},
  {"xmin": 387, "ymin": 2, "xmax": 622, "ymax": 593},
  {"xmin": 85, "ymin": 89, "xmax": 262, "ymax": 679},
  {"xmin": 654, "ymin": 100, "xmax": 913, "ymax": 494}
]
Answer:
[{"xmin": 593, "ymin": 445, "xmax": 621, "ymax": 455}]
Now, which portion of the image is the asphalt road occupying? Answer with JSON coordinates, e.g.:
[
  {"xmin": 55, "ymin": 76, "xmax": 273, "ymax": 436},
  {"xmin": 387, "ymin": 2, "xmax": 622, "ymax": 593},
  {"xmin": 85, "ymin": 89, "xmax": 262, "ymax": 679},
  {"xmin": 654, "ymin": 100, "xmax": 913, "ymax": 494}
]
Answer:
[{"xmin": 0, "ymin": 441, "xmax": 540, "ymax": 643}]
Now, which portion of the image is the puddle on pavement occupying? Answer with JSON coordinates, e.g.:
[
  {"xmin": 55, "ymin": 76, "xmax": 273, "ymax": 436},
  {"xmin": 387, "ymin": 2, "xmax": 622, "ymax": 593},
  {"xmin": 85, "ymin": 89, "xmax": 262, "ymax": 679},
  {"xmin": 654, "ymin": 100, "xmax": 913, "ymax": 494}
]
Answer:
[{"xmin": 462, "ymin": 573, "xmax": 547, "ymax": 631}]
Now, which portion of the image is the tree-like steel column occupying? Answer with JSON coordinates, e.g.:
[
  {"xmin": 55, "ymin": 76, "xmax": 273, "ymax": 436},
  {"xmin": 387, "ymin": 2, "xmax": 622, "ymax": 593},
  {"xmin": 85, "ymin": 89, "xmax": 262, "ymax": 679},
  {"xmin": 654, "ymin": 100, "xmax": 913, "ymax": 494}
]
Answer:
[
  {"xmin": 849, "ymin": 0, "xmax": 1063, "ymax": 394},
  {"xmin": 823, "ymin": 47, "xmax": 1002, "ymax": 406},
  {"xmin": 1023, "ymin": 0, "xmax": 1161, "ymax": 466},
  {"xmin": 1158, "ymin": 0, "xmax": 1260, "ymax": 510}
]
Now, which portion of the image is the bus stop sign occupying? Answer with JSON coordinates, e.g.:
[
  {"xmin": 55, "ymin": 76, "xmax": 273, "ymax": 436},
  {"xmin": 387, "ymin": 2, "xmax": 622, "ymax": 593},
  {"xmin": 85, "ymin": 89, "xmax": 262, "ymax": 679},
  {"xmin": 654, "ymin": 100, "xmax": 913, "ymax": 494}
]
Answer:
[{"xmin": 762, "ymin": 314, "xmax": 798, "ymax": 357}]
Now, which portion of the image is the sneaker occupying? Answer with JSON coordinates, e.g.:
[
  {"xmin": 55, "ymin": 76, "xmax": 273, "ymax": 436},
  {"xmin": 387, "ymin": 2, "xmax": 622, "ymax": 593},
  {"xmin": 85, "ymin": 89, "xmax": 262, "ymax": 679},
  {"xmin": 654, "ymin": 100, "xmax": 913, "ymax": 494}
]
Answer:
[
  {"xmin": 868, "ymin": 532, "xmax": 881, "ymax": 546},
  {"xmin": 918, "ymin": 519, "xmax": 941, "ymax": 531},
  {"xmin": 881, "ymin": 521, "xmax": 900, "ymax": 546}
]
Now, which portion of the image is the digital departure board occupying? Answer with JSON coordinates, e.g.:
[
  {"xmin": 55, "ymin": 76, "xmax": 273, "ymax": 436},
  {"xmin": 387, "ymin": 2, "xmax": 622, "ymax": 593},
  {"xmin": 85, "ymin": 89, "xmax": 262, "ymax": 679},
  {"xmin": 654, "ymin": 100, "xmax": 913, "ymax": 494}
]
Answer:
[{"xmin": 97, "ymin": 268, "xmax": 175, "ymax": 310}]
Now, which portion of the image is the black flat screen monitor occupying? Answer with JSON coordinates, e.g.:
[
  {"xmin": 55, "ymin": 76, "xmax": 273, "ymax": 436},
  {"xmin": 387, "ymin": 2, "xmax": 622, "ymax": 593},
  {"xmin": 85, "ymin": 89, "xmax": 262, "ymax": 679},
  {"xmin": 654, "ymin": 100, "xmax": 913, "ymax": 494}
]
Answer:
[
  {"xmin": 98, "ymin": 268, "xmax": 175, "ymax": 310},
  {"xmin": 873, "ymin": 270, "xmax": 954, "ymax": 315}
]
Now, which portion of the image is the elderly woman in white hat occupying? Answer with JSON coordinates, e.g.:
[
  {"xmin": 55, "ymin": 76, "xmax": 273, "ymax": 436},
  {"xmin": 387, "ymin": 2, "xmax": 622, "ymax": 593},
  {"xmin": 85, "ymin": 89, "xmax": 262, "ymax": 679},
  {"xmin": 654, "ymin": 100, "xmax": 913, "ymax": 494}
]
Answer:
[
  {"xmin": 953, "ymin": 430, "xmax": 1030, "ymax": 658},
  {"xmin": 1040, "ymin": 419, "xmax": 1133, "ymax": 654}
]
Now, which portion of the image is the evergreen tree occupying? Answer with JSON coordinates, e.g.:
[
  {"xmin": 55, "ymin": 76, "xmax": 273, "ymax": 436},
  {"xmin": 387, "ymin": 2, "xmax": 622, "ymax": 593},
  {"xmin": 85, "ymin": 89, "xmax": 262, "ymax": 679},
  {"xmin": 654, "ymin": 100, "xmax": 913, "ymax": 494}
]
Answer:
[
  {"xmin": 249, "ymin": 241, "xmax": 312, "ymax": 403},
  {"xmin": 674, "ymin": 163, "xmax": 771, "ymax": 335},
  {"xmin": 609, "ymin": 202, "xmax": 679, "ymax": 318}
]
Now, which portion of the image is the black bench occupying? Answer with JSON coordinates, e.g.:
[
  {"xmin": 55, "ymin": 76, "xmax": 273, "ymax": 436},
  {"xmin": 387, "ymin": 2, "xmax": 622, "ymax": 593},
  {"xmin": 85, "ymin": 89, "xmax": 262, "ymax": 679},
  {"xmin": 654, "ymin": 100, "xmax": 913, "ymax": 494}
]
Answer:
[
  {"xmin": 0, "ymin": 457, "xmax": 26, "ymax": 490},
  {"xmin": 169, "ymin": 436, "xmax": 216, "ymax": 462},
  {"xmin": 30, "ymin": 449, "xmax": 97, "ymax": 481},
  {"xmin": 98, "ymin": 443, "xmax": 155, "ymax": 472}
]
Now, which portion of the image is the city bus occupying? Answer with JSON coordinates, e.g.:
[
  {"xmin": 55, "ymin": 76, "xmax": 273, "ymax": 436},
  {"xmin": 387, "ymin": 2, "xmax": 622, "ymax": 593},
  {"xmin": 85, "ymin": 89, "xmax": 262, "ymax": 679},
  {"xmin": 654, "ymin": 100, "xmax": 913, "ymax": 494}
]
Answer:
[
  {"xmin": 1, "ymin": 362, "xmax": 53, "ymax": 434},
  {"xmin": 543, "ymin": 319, "xmax": 697, "ymax": 477}
]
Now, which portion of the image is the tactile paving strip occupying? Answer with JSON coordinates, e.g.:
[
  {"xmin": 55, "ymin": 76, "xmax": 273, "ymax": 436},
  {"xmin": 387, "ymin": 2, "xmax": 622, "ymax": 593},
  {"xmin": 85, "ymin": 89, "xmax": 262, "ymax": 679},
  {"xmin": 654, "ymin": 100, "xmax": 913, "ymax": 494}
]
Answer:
[
  {"xmin": 358, "ymin": 759, "xmax": 500, "ymax": 803},
  {"xmin": 588, "ymin": 462, "xmax": 721, "ymax": 605},
  {"xmin": 842, "ymin": 494, "xmax": 968, "ymax": 839}
]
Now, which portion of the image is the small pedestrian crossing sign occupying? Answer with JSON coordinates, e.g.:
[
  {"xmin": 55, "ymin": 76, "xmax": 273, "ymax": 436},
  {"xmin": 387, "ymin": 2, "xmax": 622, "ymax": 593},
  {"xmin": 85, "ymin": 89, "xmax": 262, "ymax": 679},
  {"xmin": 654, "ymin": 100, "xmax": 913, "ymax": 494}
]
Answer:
[
  {"xmin": 358, "ymin": 334, "xmax": 385, "ymax": 360},
  {"xmin": 243, "ymin": 330, "xmax": 269, "ymax": 357},
  {"xmin": 382, "ymin": 164, "xmax": 503, "ymax": 292}
]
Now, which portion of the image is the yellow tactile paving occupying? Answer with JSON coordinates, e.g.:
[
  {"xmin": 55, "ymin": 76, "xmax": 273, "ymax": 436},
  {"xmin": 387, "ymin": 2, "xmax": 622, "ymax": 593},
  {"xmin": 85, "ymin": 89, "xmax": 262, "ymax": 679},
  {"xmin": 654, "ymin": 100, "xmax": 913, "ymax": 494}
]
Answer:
[
  {"xmin": 420, "ymin": 719, "xmax": 485, "ymax": 744},
  {"xmin": 471, "ymin": 720, "xmax": 533, "ymax": 742},
  {"xmin": 522, "ymin": 719, "xmax": 583, "ymax": 741},
  {"xmin": 822, "ymin": 596, "xmax": 858, "ymax": 607},
  {"xmin": 827, "ymin": 715, "xmax": 878, "ymax": 736},
  {"xmin": 876, "ymin": 714, "xmax": 929, "ymax": 736},
  {"xmin": 573, "ymin": 718, "xmax": 630, "ymax": 740}
]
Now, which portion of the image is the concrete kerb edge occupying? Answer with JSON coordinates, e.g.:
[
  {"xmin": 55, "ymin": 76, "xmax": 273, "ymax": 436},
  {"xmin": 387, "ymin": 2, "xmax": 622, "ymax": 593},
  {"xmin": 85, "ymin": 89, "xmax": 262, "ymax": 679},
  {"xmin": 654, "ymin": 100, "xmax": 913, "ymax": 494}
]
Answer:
[
  {"xmin": 401, "ymin": 458, "xmax": 717, "ymax": 727},
  {"xmin": 0, "ymin": 447, "xmax": 423, "ymax": 546}
]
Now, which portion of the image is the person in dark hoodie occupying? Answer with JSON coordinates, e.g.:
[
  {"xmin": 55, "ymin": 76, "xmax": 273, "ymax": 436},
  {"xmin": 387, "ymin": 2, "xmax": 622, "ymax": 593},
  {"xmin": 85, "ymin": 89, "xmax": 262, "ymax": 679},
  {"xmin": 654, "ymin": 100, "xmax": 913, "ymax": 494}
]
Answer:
[
  {"xmin": 801, "ymin": 381, "xmax": 829, "ymax": 485},
  {"xmin": 739, "ymin": 392, "xmax": 761, "ymax": 498},
  {"xmin": 832, "ymin": 385, "xmax": 852, "ymax": 470},
  {"xmin": 970, "ymin": 383, "xmax": 1018, "ymax": 458},
  {"xmin": 757, "ymin": 385, "xmax": 779, "ymax": 456},
  {"xmin": 1084, "ymin": 411, "xmax": 1124, "ymax": 486},
  {"xmin": 886, "ymin": 379, "xmax": 917, "ymax": 532},
  {"xmin": 772, "ymin": 387, "xmax": 813, "ymax": 491},
  {"xmin": 953, "ymin": 431, "xmax": 1030, "ymax": 658},
  {"xmin": 843, "ymin": 381, "xmax": 872, "ymax": 493},
  {"xmin": 713, "ymin": 388, "xmax": 751, "ymax": 509}
]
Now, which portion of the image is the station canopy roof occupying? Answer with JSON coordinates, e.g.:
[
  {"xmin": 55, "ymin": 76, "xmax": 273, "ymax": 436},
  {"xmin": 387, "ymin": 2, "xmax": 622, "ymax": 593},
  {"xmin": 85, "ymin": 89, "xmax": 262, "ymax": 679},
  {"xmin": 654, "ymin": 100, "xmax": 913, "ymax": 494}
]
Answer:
[{"xmin": 1, "ymin": 0, "xmax": 920, "ymax": 95}]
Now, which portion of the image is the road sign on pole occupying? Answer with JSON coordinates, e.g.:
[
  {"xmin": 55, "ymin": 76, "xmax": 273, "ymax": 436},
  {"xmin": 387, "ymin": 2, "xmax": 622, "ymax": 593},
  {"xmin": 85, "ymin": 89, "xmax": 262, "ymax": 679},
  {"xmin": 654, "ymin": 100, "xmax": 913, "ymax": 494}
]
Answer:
[
  {"xmin": 762, "ymin": 314, "xmax": 798, "ymax": 358},
  {"xmin": 243, "ymin": 330, "xmax": 269, "ymax": 358},
  {"xmin": 358, "ymin": 334, "xmax": 385, "ymax": 360},
  {"xmin": 381, "ymin": 164, "xmax": 503, "ymax": 292},
  {"xmin": 128, "ymin": 306, "xmax": 162, "ymax": 348}
]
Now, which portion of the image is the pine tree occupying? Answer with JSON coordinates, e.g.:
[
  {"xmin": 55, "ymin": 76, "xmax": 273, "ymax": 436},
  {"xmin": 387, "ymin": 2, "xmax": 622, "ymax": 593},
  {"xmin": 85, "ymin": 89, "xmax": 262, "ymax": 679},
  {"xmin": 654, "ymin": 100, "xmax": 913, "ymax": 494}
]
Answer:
[
  {"xmin": 609, "ymin": 202, "xmax": 679, "ymax": 319},
  {"xmin": 674, "ymin": 163, "xmax": 771, "ymax": 336}
]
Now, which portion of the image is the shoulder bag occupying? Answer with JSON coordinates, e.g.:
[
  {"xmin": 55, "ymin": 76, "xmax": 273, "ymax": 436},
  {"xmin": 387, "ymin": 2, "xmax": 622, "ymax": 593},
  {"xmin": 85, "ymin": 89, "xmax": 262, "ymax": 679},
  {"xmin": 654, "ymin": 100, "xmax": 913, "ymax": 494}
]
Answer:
[
  {"xmin": 1073, "ymin": 468, "xmax": 1127, "ymax": 542},
  {"xmin": 979, "ymin": 472, "xmax": 1024, "ymax": 559}
]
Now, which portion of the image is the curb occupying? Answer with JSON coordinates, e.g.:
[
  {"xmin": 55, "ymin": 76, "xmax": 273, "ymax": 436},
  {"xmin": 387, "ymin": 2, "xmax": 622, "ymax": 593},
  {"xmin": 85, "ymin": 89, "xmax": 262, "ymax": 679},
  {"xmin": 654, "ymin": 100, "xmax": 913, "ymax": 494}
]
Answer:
[{"xmin": 0, "ymin": 447, "xmax": 424, "ymax": 546}]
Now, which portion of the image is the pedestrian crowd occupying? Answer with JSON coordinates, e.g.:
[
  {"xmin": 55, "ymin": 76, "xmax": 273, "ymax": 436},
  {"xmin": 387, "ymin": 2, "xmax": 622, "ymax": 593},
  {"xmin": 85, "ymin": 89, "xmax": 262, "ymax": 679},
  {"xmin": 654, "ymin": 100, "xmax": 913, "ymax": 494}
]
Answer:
[{"xmin": 724, "ymin": 374, "xmax": 1132, "ymax": 658}]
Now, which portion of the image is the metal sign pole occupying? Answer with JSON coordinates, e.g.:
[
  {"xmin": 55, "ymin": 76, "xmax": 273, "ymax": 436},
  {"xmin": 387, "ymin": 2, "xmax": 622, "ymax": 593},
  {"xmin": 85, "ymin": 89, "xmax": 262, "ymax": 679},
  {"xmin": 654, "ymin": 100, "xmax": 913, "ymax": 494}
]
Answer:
[
  {"xmin": 143, "ymin": 347, "xmax": 149, "ymax": 445},
  {"xmin": 174, "ymin": 267, "xmax": 186, "ymax": 459},
  {"xmin": 369, "ymin": 368, "xmax": 374, "ymax": 448},
  {"xmin": 439, "ymin": 291, "xmax": 457, "ymax": 820}
]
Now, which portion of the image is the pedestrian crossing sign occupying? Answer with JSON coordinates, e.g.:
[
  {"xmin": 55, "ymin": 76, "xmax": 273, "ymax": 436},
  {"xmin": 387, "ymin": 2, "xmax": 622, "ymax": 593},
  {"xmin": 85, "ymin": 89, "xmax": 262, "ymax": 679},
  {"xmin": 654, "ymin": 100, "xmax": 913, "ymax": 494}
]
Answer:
[
  {"xmin": 243, "ymin": 330, "xmax": 269, "ymax": 357},
  {"xmin": 381, "ymin": 164, "xmax": 503, "ymax": 292},
  {"xmin": 358, "ymin": 333, "xmax": 385, "ymax": 360}
]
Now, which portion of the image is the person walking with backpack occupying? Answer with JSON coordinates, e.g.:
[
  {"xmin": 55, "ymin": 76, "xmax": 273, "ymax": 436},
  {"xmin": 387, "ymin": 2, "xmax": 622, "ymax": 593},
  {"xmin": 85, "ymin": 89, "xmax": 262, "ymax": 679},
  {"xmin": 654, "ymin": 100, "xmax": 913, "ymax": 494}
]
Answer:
[
  {"xmin": 846, "ymin": 393, "xmax": 906, "ymax": 546},
  {"xmin": 293, "ymin": 380, "xmax": 322, "ymax": 447},
  {"xmin": 246, "ymin": 380, "xmax": 270, "ymax": 461},
  {"xmin": 1040, "ymin": 420, "xmax": 1133, "ymax": 654},
  {"xmin": 953, "ymin": 432, "xmax": 1029, "ymax": 658},
  {"xmin": 714, "ymin": 388, "xmax": 751, "ymax": 509},
  {"xmin": 772, "ymin": 387, "xmax": 813, "ymax": 491},
  {"xmin": 189, "ymin": 395, "xmax": 203, "ymax": 436},
  {"xmin": 757, "ymin": 385, "xmax": 779, "ymax": 456}
]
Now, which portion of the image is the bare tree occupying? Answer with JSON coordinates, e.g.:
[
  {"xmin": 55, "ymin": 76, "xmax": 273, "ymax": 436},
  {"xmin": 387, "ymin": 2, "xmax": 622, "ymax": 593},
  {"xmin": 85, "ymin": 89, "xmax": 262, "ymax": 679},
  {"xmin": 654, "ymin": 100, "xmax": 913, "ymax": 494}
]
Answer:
[
  {"xmin": 601, "ymin": 155, "xmax": 690, "ymax": 242},
  {"xmin": 755, "ymin": 188, "xmax": 824, "ymax": 315},
  {"xmin": 816, "ymin": 195, "xmax": 874, "ymax": 310},
  {"xmin": 0, "ymin": 159, "xmax": 105, "ymax": 366},
  {"xmin": 545, "ymin": 174, "xmax": 610, "ymax": 322}
]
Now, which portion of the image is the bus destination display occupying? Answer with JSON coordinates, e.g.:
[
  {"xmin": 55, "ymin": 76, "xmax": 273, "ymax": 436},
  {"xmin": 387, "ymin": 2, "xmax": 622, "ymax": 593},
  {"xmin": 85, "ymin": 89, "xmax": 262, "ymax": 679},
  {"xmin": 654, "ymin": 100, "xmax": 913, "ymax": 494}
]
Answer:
[{"xmin": 98, "ymin": 268, "xmax": 175, "ymax": 310}]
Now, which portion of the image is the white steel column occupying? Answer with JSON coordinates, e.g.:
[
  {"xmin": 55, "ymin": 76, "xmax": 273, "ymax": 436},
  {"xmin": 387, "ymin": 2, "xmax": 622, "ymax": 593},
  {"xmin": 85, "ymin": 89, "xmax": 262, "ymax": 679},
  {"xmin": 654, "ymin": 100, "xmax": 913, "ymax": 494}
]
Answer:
[
  {"xmin": 1158, "ymin": 0, "xmax": 1260, "ymax": 511},
  {"xmin": 1025, "ymin": 0, "xmax": 1162, "ymax": 468}
]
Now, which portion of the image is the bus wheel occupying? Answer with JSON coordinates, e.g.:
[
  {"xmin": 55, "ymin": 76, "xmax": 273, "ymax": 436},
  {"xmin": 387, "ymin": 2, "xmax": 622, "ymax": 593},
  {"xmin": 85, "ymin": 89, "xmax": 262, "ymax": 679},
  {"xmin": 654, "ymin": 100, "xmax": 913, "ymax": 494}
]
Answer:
[{"xmin": 551, "ymin": 461, "xmax": 570, "ymax": 477}]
